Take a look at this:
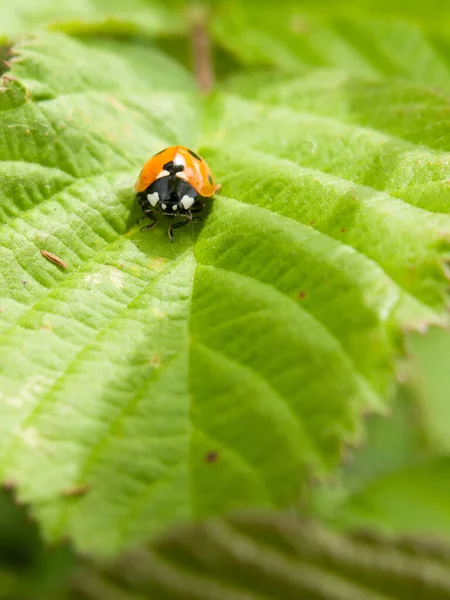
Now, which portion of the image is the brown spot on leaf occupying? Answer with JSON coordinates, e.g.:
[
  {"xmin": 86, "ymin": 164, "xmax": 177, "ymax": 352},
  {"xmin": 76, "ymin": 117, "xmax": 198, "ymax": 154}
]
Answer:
[
  {"xmin": 341, "ymin": 228, "xmax": 346, "ymax": 233},
  {"xmin": 206, "ymin": 451, "xmax": 219, "ymax": 463},
  {"xmin": 151, "ymin": 355, "xmax": 161, "ymax": 368},
  {"xmin": 61, "ymin": 483, "xmax": 91, "ymax": 497},
  {"xmin": 0, "ymin": 46, "xmax": 13, "ymax": 77},
  {"xmin": 298, "ymin": 291, "xmax": 306, "ymax": 300},
  {"xmin": 1, "ymin": 74, "xmax": 17, "ymax": 83},
  {"xmin": 41, "ymin": 250, "xmax": 67, "ymax": 269}
]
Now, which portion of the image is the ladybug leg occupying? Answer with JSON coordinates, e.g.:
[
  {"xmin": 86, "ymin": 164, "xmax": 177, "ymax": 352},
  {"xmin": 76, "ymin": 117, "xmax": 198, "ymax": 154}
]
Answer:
[
  {"xmin": 137, "ymin": 207, "xmax": 156, "ymax": 224},
  {"xmin": 140, "ymin": 210, "xmax": 158, "ymax": 232},
  {"xmin": 168, "ymin": 212, "xmax": 192, "ymax": 243},
  {"xmin": 190, "ymin": 200, "xmax": 205, "ymax": 213},
  {"xmin": 140, "ymin": 222, "xmax": 159, "ymax": 232},
  {"xmin": 190, "ymin": 200, "xmax": 204, "ymax": 223}
]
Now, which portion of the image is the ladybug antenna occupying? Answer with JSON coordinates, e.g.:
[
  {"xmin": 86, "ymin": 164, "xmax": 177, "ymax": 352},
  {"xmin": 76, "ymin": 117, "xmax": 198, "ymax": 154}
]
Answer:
[{"xmin": 163, "ymin": 161, "xmax": 184, "ymax": 176}]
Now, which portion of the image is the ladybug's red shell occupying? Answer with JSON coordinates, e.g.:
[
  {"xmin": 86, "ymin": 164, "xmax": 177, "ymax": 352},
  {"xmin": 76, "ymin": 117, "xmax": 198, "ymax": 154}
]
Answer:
[{"xmin": 135, "ymin": 146, "xmax": 219, "ymax": 198}]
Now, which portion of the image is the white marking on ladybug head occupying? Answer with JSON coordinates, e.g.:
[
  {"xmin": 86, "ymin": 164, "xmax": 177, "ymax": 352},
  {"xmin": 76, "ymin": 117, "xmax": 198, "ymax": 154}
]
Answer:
[
  {"xmin": 161, "ymin": 203, "xmax": 167, "ymax": 210},
  {"xmin": 156, "ymin": 170, "xmax": 170, "ymax": 179},
  {"xmin": 175, "ymin": 171, "xmax": 186, "ymax": 180},
  {"xmin": 147, "ymin": 192, "xmax": 159, "ymax": 207},
  {"xmin": 172, "ymin": 204, "xmax": 178, "ymax": 211},
  {"xmin": 180, "ymin": 195, "xmax": 195, "ymax": 210}
]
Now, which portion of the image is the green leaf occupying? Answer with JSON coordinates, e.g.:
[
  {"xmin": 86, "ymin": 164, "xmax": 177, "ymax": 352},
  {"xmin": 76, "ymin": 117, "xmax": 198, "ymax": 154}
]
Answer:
[
  {"xmin": 0, "ymin": 0, "xmax": 182, "ymax": 41},
  {"xmin": 409, "ymin": 327, "xmax": 450, "ymax": 453},
  {"xmin": 310, "ymin": 386, "xmax": 430, "ymax": 521},
  {"xmin": 0, "ymin": 32, "xmax": 201, "ymax": 553},
  {"xmin": 71, "ymin": 513, "xmax": 450, "ymax": 600},
  {"xmin": 212, "ymin": 1, "xmax": 450, "ymax": 88},
  {"xmin": 335, "ymin": 457, "xmax": 450, "ymax": 536},
  {"xmin": 0, "ymin": 30, "xmax": 449, "ymax": 555},
  {"xmin": 311, "ymin": 329, "xmax": 450, "ymax": 537}
]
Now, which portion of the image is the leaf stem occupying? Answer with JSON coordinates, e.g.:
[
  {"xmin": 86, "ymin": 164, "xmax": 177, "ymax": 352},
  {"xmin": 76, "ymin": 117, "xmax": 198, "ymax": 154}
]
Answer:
[{"xmin": 189, "ymin": 5, "xmax": 214, "ymax": 94}]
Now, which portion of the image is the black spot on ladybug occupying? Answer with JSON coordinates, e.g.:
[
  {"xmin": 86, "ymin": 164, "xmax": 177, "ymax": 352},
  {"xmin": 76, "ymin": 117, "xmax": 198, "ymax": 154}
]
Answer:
[
  {"xmin": 188, "ymin": 148, "xmax": 202, "ymax": 161},
  {"xmin": 205, "ymin": 451, "xmax": 219, "ymax": 463},
  {"xmin": 153, "ymin": 147, "xmax": 168, "ymax": 157},
  {"xmin": 207, "ymin": 174, "xmax": 214, "ymax": 185}
]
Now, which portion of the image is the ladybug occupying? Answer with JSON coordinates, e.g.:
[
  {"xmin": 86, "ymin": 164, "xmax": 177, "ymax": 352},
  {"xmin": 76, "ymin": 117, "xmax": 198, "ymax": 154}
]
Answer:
[{"xmin": 135, "ymin": 146, "xmax": 220, "ymax": 242}]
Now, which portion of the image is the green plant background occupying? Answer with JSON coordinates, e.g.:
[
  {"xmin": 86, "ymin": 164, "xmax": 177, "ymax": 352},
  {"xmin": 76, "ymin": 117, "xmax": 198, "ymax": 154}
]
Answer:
[{"xmin": 1, "ymin": 0, "xmax": 450, "ymax": 597}]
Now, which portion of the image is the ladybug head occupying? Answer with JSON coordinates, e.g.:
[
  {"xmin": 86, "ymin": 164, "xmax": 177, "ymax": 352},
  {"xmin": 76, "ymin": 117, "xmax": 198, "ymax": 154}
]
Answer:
[
  {"xmin": 144, "ymin": 190, "xmax": 196, "ymax": 218},
  {"xmin": 143, "ymin": 175, "xmax": 197, "ymax": 218},
  {"xmin": 158, "ymin": 198, "xmax": 181, "ymax": 219}
]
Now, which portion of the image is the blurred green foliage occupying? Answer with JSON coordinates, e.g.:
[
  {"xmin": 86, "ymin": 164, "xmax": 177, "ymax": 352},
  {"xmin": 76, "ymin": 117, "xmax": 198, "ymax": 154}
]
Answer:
[{"xmin": 0, "ymin": 490, "xmax": 73, "ymax": 600}]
